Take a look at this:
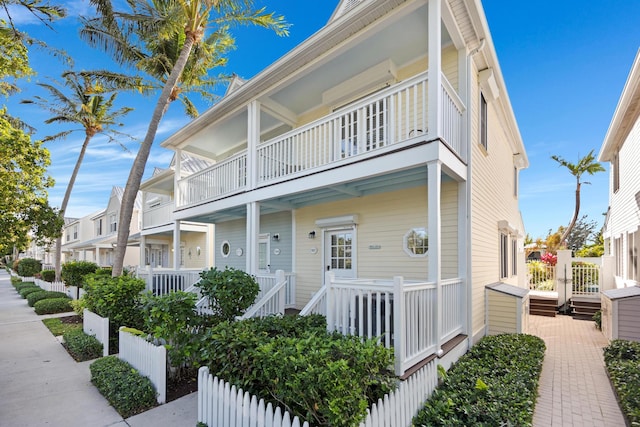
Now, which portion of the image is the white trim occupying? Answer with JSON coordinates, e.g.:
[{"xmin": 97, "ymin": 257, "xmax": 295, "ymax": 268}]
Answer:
[{"xmin": 315, "ymin": 214, "xmax": 359, "ymax": 228}]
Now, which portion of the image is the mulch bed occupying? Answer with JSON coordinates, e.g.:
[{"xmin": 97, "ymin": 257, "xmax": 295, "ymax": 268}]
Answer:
[
  {"xmin": 60, "ymin": 315, "xmax": 82, "ymax": 325},
  {"xmin": 166, "ymin": 374, "xmax": 198, "ymax": 402}
]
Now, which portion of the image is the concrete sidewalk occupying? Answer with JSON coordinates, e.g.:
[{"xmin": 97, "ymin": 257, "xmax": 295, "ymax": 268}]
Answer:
[
  {"xmin": 529, "ymin": 314, "xmax": 626, "ymax": 427},
  {"xmin": 0, "ymin": 270, "xmax": 197, "ymax": 427}
]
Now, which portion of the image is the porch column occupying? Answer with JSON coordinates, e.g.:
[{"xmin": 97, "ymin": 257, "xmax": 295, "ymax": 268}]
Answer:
[
  {"xmin": 247, "ymin": 101, "xmax": 261, "ymax": 190},
  {"xmin": 428, "ymin": 0, "xmax": 442, "ymax": 138},
  {"xmin": 174, "ymin": 148, "xmax": 182, "ymax": 206},
  {"xmin": 427, "ymin": 160, "xmax": 443, "ymax": 356},
  {"xmin": 173, "ymin": 220, "xmax": 181, "ymax": 269},
  {"xmin": 140, "ymin": 235, "xmax": 146, "ymax": 266},
  {"xmin": 246, "ymin": 202, "xmax": 260, "ymax": 274}
]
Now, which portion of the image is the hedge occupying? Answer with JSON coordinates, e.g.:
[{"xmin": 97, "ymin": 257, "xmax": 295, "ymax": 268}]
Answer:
[
  {"xmin": 27, "ymin": 291, "xmax": 68, "ymax": 307},
  {"xmin": 604, "ymin": 340, "xmax": 640, "ymax": 425},
  {"xmin": 19, "ymin": 287, "xmax": 43, "ymax": 298},
  {"xmin": 34, "ymin": 298, "xmax": 72, "ymax": 315},
  {"xmin": 15, "ymin": 282, "xmax": 37, "ymax": 292},
  {"xmin": 90, "ymin": 356, "xmax": 157, "ymax": 417},
  {"xmin": 40, "ymin": 270, "xmax": 56, "ymax": 282},
  {"xmin": 413, "ymin": 334, "xmax": 546, "ymax": 426},
  {"xmin": 63, "ymin": 329, "xmax": 103, "ymax": 362}
]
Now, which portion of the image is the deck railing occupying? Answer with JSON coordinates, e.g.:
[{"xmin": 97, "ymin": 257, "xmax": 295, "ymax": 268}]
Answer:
[
  {"xmin": 255, "ymin": 272, "xmax": 296, "ymax": 307},
  {"xmin": 321, "ymin": 272, "xmax": 464, "ymax": 376},
  {"xmin": 142, "ymin": 200, "xmax": 174, "ymax": 229},
  {"xmin": 240, "ymin": 271, "xmax": 287, "ymax": 319},
  {"xmin": 136, "ymin": 267, "xmax": 203, "ymax": 296},
  {"xmin": 177, "ymin": 72, "xmax": 465, "ymax": 208}
]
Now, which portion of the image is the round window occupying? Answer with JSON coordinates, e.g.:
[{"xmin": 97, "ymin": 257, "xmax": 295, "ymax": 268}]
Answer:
[
  {"xmin": 221, "ymin": 241, "xmax": 231, "ymax": 258},
  {"xmin": 403, "ymin": 228, "xmax": 428, "ymax": 257}
]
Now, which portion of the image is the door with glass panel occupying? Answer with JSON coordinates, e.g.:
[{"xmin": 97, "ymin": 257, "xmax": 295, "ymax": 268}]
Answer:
[{"xmin": 324, "ymin": 228, "xmax": 355, "ymax": 279}]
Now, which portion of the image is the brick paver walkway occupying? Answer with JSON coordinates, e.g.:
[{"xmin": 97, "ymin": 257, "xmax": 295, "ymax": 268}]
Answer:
[{"xmin": 528, "ymin": 315, "xmax": 626, "ymax": 427}]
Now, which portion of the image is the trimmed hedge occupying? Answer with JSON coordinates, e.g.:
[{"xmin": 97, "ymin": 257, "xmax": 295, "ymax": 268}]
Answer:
[
  {"xmin": 27, "ymin": 291, "xmax": 68, "ymax": 307},
  {"xmin": 17, "ymin": 258, "xmax": 41, "ymax": 277},
  {"xmin": 63, "ymin": 329, "xmax": 103, "ymax": 361},
  {"xmin": 34, "ymin": 298, "xmax": 72, "ymax": 315},
  {"xmin": 40, "ymin": 270, "xmax": 56, "ymax": 282},
  {"xmin": 90, "ymin": 356, "xmax": 157, "ymax": 417},
  {"xmin": 604, "ymin": 339, "xmax": 640, "ymax": 425},
  {"xmin": 15, "ymin": 282, "xmax": 37, "ymax": 292},
  {"xmin": 413, "ymin": 334, "xmax": 546, "ymax": 426},
  {"xmin": 19, "ymin": 287, "xmax": 43, "ymax": 298}
]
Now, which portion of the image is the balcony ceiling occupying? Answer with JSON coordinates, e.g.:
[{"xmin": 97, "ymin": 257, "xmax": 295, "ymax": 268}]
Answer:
[{"xmin": 181, "ymin": 3, "xmax": 452, "ymax": 160}]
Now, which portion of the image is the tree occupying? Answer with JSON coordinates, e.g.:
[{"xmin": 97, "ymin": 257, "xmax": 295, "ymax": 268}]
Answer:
[
  {"xmin": 565, "ymin": 215, "xmax": 598, "ymax": 252},
  {"xmin": 551, "ymin": 149, "xmax": 605, "ymax": 247},
  {"xmin": 81, "ymin": 0, "xmax": 289, "ymax": 276},
  {"xmin": 0, "ymin": 110, "xmax": 61, "ymax": 255},
  {"xmin": 21, "ymin": 71, "xmax": 134, "ymax": 281},
  {"xmin": 576, "ymin": 230, "xmax": 604, "ymax": 257}
]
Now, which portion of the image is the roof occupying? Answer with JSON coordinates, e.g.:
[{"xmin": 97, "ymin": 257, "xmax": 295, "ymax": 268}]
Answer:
[
  {"xmin": 486, "ymin": 282, "xmax": 529, "ymax": 298},
  {"xmin": 599, "ymin": 49, "xmax": 640, "ymax": 162},
  {"xmin": 603, "ymin": 286, "xmax": 640, "ymax": 300}
]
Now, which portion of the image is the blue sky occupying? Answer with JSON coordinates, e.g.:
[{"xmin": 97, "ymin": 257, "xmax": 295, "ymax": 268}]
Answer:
[{"xmin": 4, "ymin": 0, "xmax": 640, "ymax": 240}]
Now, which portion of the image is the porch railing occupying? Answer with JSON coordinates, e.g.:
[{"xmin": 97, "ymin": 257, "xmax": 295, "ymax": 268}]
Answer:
[
  {"xmin": 321, "ymin": 272, "xmax": 464, "ymax": 376},
  {"xmin": 240, "ymin": 271, "xmax": 287, "ymax": 319},
  {"xmin": 572, "ymin": 262, "xmax": 601, "ymax": 296},
  {"xmin": 136, "ymin": 267, "xmax": 203, "ymax": 296},
  {"xmin": 526, "ymin": 260, "xmax": 556, "ymax": 291},
  {"xmin": 255, "ymin": 272, "xmax": 296, "ymax": 307},
  {"xmin": 177, "ymin": 72, "xmax": 465, "ymax": 208},
  {"xmin": 142, "ymin": 200, "xmax": 174, "ymax": 229}
]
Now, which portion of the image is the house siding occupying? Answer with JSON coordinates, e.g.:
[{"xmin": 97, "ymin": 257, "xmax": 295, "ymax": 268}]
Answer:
[
  {"xmin": 293, "ymin": 184, "xmax": 458, "ymax": 308},
  {"xmin": 618, "ymin": 299, "xmax": 640, "ymax": 341},
  {"xmin": 182, "ymin": 231, "xmax": 208, "ymax": 270},
  {"xmin": 469, "ymin": 63, "xmax": 525, "ymax": 342},
  {"xmin": 215, "ymin": 219, "xmax": 246, "ymax": 271},
  {"xmin": 607, "ymin": 117, "xmax": 640, "ymax": 284}
]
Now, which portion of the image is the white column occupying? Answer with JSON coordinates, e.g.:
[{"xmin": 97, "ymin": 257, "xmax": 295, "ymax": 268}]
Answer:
[
  {"xmin": 428, "ymin": 0, "xmax": 442, "ymax": 139},
  {"xmin": 428, "ymin": 160, "xmax": 443, "ymax": 355},
  {"xmin": 245, "ymin": 202, "xmax": 260, "ymax": 274},
  {"xmin": 174, "ymin": 148, "xmax": 182, "ymax": 206},
  {"xmin": 140, "ymin": 235, "xmax": 146, "ymax": 266},
  {"xmin": 247, "ymin": 101, "xmax": 261, "ymax": 189},
  {"xmin": 173, "ymin": 220, "xmax": 181, "ymax": 270}
]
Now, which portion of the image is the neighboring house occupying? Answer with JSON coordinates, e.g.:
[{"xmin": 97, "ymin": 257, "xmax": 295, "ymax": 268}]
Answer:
[
  {"xmin": 160, "ymin": 0, "xmax": 528, "ymax": 374},
  {"xmin": 136, "ymin": 153, "xmax": 214, "ymax": 270},
  {"xmin": 599, "ymin": 50, "xmax": 640, "ymax": 289},
  {"xmin": 61, "ymin": 187, "xmax": 141, "ymax": 268}
]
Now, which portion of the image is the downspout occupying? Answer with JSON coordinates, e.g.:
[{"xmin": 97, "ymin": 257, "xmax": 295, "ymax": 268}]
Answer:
[{"xmin": 466, "ymin": 38, "xmax": 485, "ymax": 345}]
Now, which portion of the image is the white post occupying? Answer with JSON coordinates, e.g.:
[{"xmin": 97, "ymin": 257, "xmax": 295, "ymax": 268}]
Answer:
[
  {"xmin": 276, "ymin": 270, "xmax": 286, "ymax": 314},
  {"xmin": 428, "ymin": 160, "xmax": 442, "ymax": 355},
  {"xmin": 247, "ymin": 101, "xmax": 260, "ymax": 190},
  {"xmin": 428, "ymin": 0, "xmax": 442, "ymax": 138},
  {"xmin": 393, "ymin": 276, "xmax": 405, "ymax": 376},
  {"xmin": 146, "ymin": 264, "xmax": 154, "ymax": 293},
  {"xmin": 174, "ymin": 148, "xmax": 182, "ymax": 206},
  {"xmin": 246, "ymin": 202, "xmax": 260, "ymax": 274},
  {"xmin": 601, "ymin": 255, "xmax": 615, "ymax": 290},
  {"xmin": 325, "ymin": 271, "xmax": 335, "ymax": 333},
  {"xmin": 556, "ymin": 249, "xmax": 573, "ymax": 307},
  {"xmin": 173, "ymin": 220, "xmax": 181, "ymax": 270}
]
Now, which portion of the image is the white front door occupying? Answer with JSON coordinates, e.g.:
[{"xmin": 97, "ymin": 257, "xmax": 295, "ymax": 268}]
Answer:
[{"xmin": 324, "ymin": 228, "xmax": 356, "ymax": 279}]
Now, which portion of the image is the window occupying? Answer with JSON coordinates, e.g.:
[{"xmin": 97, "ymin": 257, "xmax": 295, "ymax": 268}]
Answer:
[
  {"xmin": 480, "ymin": 93, "xmax": 488, "ymax": 150},
  {"xmin": 404, "ymin": 228, "xmax": 428, "ymax": 257},
  {"xmin": 220, "ymin": 241, "xmax": 231, "ymax": 258},
  {"xmin": 613, "ymin": 152, "xmax": 620, "ymax": 192},
  {"xmin": 66, "ymin": 231, "xmax": 70, "ymax": 242},
  {"xmin": 109, "ymin": 213, "xmax": 117, "ymax": 233},
  {"xmin": 628, "ymin": 230, "xmax": 639, "ymax": 282},
  {"xmin": 511, "ymin": 237, "xmax": 518, "ymax": 276},
  {"xmin": 500, "ymin": 232, "xmax": 508, "ymax": 279},
  {"xmin": 615, "ymin": 237, "xmax": 623, "ymax": 276},
  {"xmin": 96, "ymin": 219, "xmax": 103, "ymax": 236},
  {"xmin": 73, "ymin": 224, "xmax": 78, "ymax": 240},
  {"xmin": 258, "ymin": 234, "xmax": 270, "ymax": 272}
]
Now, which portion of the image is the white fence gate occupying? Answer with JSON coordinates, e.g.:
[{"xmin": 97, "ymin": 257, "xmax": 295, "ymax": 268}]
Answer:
[
  {"xmin": 119, "ymin": 327, "xmax": 167, "ymax": 404},
  {"xmin": 83, "ymin": 309, "xmax": 109, "ymax": 357}
]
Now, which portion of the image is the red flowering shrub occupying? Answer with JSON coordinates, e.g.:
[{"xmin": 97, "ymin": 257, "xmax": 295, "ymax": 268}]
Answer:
[{"xmin": 540, "ymin": 252, "xmax": 557, "ymax": 266}]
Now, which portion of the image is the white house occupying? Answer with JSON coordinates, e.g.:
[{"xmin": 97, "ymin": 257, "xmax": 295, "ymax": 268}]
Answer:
[
  {"xmin": 160, "ymin": 0, "xmax": 528, "ymax": 375},
  {"xmin": 599, "ymin": 49, "xmax": 640, "ymax": 289}
]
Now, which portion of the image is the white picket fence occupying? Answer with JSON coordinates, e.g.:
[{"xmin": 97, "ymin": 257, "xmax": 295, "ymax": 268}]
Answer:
[
  {"xmin": 198, "ymin": 367, "xmax": 309, "ymax": 427},
  {"xmin": 198, "ymin": 357, "xmax": 439, "ymax": 427},
  {"xmin": 119, "ymin": 327, "xmax": 167, "ymax": 404},
  {"xmin": 34, "ymin": 277, "xmax": 66, "ymax": 293},
  {"xmin": 83, "ymin": 309, "xmax": 109, "ymax": 357}
]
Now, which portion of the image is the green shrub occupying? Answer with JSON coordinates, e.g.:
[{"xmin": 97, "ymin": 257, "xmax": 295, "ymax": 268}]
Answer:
[
  {"xmin": 196, "ymin": 267, "xmax": 260, "ymax": 321},
  {"xmin": 90, "ymin": 356, "xmax": 157, "ymax": 417},
  {"xmin": 69, "ymin": 298, "xmax": 86, "ymax": 318},
  {"xmin": 19, "ymin": 286, "xmax": 42, "ymax": 298},
  {"xmin": 413, "ymin": 334, "xmax": 546, "ymax": 427},
  {"xmin": 141, "ymin": 291, "xmax": 200, "ymax": 379},
  {"xmin": 27, "ymin": 290, "xmax": 68, "ymax": 307},
  {"xmin": 34, "ymin": 297, "xmax": 72, "ymax": 315},
  {"xmin": 40, "ymin": 270, "xmax": 56, "ymax": 282},
  {"xmin": 604, "ymin": 340, "xmax": 640, "ymax": 424},
  {"xmin": 10, "ymin": 276, "xmax": 22, "ymax": 286},
  {"xmin": 61, "ymin": 260, "xmax": 99, "ymax": 287},
  {"xmin": 63, "ymin": 329, "xmax": 103, "ymax": 361},
  {"xmin": 593, "ymin": 310, "xmax": 602, "ymax": 330},
  {"xmin": 196, "ymin": 315, "xmax": 395, "ymax": 426},
  {"xmin": 15, "ymin": 281, "xmax": 37, "ymax": 292},
  {"xmin": 17, "ymin": 258, "xmax": 42, "ymax": 277}
]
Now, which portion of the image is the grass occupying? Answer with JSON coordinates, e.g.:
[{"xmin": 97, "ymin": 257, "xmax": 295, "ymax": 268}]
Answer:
[{"xmin": 42, "ymin": 316, "xmax": 82, "ymax": 337}]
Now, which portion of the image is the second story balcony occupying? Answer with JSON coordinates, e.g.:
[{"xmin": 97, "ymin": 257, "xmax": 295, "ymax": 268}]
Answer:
[{"xmin": 176, "ymin": 71, "xmax": 464, "ymax": 209}]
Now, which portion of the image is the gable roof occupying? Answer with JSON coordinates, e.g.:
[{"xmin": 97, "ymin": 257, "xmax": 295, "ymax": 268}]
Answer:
[{"xmin": 599, "ymin": 49, "xmax": 640, "ymax": 162}]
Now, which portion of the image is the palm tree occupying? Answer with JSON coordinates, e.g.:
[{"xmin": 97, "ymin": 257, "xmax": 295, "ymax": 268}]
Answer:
[
  {"xmin": 551, "ymin": 149, "xmax": 605, "ymax": 248},
  {"xmin": 21, "ymin": 71, "xmax": 134, "ymax": 280},
  {"xmin": 81, "ymin": 0, "xmax": 289, "ymax": 276}
]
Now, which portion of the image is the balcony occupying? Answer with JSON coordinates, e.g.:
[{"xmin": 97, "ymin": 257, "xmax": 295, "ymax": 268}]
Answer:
[
  {"xmin": 142, "ymin": 201, "xmax": 175, "ymax": 229},
  {"xmin": 176, "ymin": 72, "xmax": 464, "ymax": 209}
]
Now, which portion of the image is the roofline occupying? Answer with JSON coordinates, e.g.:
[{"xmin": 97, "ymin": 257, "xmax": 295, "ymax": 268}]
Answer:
[{"xmin": 599, "ymin": 48, "xmax": 640, "ymax": 162}]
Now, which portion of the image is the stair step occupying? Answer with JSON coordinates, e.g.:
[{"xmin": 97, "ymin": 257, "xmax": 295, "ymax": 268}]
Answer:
[{"xmin": 530, "ymin": 308, "xmax": 556, "ymax": 317}]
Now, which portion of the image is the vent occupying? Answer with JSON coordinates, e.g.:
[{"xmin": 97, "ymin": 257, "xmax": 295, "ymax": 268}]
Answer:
[{"xmin": 332, "ymin": 0, "xmax": 366, "ymax": 21}]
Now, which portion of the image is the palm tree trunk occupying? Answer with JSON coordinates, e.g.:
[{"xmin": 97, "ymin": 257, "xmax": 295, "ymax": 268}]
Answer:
[
  {"xmin": 560, "ymin": 180, "xmax": 582, "ymax": 247},
  {"xmin": 112, "ymin": 35, "xmax": 196, "ymax": 276},
  {"xmin": 55, "ymin": 133, "xmax": 93, "ymax": 281}
]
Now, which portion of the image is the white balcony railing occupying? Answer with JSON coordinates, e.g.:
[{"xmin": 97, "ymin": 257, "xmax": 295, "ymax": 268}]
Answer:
[
  {"xmin": 177, "ymin": 72, "xmax": 465, "ymax": 208},
  {"xmin": 142, "ymin": 201, "xmax": 174, "ymax": 229}
]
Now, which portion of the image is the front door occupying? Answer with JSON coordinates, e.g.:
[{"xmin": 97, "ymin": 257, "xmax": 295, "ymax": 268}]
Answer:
[{"xmin": 324, "ymin": 228, "xmax": 355, "ymax": 279}]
